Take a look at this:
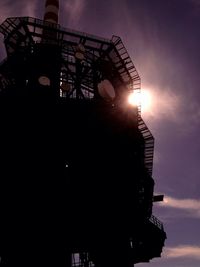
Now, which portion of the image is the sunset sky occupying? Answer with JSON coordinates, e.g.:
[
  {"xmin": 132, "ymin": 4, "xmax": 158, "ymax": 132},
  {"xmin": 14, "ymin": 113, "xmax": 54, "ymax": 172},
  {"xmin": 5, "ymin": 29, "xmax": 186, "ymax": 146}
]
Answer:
[{"xmin": 0, "ymin": 0, "xmax": 200, "ymax": 266}]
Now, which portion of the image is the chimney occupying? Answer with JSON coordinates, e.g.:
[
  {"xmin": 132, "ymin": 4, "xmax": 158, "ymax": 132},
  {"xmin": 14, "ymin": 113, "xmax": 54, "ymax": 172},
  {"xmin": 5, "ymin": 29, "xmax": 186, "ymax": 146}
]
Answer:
[{"xmin": 44, "ymin": 0, "xmax": 59, "ymax": 24}]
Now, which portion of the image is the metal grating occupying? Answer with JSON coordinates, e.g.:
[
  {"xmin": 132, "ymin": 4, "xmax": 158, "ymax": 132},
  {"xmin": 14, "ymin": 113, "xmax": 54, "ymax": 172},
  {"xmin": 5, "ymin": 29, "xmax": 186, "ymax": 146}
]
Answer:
[
  {"xmin": 149, "ymin": 215, "xmax": 164, "ymax": 231},
  {"xmin": 111, "ymin": 35, "xmax": 141, "ymax": 91},
  {"xmin": 138, "ymin": 117, "xmax": 154, "ymax": 176}
]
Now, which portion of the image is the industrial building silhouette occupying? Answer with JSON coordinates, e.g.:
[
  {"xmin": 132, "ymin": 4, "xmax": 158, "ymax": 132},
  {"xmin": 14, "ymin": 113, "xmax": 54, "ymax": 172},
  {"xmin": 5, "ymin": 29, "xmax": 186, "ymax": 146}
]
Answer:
[{"xmin": 0, "ymin": 0, "xmax": 166, "ymax": 266}]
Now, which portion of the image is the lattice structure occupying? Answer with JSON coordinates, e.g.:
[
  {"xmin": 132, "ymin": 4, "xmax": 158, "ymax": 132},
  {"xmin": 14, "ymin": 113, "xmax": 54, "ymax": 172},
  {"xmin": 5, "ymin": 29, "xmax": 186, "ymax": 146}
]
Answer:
[
  {"xmin": 0, "ymin": 12, "xmax": 166, "ymax": 267},
  {"xmin": 0, "ymin": 17, "xmax": 140, "ymax": 99}
]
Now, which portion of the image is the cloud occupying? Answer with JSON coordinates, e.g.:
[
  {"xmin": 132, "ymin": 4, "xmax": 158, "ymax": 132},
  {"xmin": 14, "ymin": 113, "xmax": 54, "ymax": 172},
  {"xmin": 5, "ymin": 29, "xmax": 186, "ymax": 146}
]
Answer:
[
  {"xmin": 187, "ymin": 101, "xmax": 200, "ymax": 131},
  {"xmin": 63, "ymin": 0, "xmax": 85, "ymax": 28},
  {"xmin": 141, "ymin": 85, "xmax": 182, "ymax": 123},
  {"xmin": 0, "ymin": 1, "xmax": 13, "ymax": 23},
  {"xmin": 164, "ymin": 245, "xmax": 200, "ymax": 260},
  {"xmin": 141, "ymin": 82, "xmax": 200, "ymax": 137},
  {"xmin": 190, "ymin": 0, "xmax": 200, "ymax": 6},
  {"xmin": 158, "ymin": 195, "xmax": 200, "ymax": 218},
  {"xmin": 23, "ymin": 0, "xmax": 38, "ymax": 18},
  {"xmin": 186, "ymin": 0, "xmax": 200, "ymax": 16},
  {"xmin": 0, "ymin": 0, "xmax": 38, "ymax": 24}
]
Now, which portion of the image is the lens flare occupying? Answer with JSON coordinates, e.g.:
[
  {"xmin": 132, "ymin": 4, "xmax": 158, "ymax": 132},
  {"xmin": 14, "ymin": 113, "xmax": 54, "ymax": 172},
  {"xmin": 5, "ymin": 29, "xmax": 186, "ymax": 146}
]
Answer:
[
  {"xmin": 128, "ymin": 89, "xmax": 152, "ymax": 113},
  {"xmin": 128, "ymin": 91, "xmax": 141, "ymax": 106}
]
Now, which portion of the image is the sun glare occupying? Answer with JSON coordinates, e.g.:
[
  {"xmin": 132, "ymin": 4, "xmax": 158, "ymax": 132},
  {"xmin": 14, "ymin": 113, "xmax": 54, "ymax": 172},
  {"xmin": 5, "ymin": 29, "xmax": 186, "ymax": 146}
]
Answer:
[{"xmin": 128, "ymin": 89, "xmax": 152, "ymax": 113}]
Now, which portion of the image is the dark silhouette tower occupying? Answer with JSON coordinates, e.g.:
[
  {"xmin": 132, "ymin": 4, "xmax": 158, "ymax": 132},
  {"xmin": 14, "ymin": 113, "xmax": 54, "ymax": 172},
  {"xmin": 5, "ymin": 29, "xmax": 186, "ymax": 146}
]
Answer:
[{"xmin": 0, "ymin": 0, "xmax": 166, "ymax": 266}]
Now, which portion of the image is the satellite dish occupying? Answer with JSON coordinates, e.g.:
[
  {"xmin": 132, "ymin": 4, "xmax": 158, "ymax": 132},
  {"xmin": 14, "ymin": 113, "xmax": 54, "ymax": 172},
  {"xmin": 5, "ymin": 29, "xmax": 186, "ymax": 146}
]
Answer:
[
  {"xmin": 77, "ymin": 43, "xmax": 85, "ymax": 53},
  {"xmin": 75, "ymin": 43, "xmax": 85, "ymax": 60},
  {"xmin": 98, "ymin": 79, "xmax": 116, "ymax": 100},
  {"xmin": 75, "ymin": 51, "xmax": 85, "ymax": 60},
  {"xmin": 61, "ymin": 82, "xmax": 70, "ymax": 91},
  {"xmin": 38, "ymin": 76, "xmax": 51, "ymax": 86}
]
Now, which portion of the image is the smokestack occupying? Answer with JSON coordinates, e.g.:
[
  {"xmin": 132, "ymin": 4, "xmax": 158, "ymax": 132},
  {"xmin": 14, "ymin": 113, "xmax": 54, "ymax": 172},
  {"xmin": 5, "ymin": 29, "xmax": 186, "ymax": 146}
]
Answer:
[{"xmin": 44, "ymin": 0, "xmax": 59, "ymax": 24}]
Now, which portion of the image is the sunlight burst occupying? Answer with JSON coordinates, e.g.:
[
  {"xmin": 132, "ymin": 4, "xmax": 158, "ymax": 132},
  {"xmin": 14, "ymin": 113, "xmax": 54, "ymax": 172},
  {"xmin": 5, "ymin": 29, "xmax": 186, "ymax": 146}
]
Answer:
[{"xmin": 128, "ymin": 89, "xmax": 152, "ymax": 113}]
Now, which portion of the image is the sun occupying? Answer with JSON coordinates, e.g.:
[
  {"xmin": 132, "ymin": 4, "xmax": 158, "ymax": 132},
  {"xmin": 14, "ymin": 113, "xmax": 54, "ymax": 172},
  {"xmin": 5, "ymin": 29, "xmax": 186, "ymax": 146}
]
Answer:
[{"xmin": 128, "ymin": 89, "xmax": 152, "ymax": 113}]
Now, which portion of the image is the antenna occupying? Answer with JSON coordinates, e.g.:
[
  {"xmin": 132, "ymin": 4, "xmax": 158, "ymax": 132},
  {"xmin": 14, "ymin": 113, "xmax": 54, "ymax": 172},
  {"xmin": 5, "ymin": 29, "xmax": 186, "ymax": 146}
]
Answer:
[{"xmin": 44, "ymin": 0, "xmax": 59, "ymax": 24}]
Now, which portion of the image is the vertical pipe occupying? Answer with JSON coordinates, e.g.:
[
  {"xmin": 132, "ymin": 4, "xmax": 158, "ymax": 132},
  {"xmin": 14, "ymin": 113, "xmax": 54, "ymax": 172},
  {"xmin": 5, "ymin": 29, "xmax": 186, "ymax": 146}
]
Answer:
[{"xmin": 44, "ymin": 0, "xmax": 59, "ymax": 24}]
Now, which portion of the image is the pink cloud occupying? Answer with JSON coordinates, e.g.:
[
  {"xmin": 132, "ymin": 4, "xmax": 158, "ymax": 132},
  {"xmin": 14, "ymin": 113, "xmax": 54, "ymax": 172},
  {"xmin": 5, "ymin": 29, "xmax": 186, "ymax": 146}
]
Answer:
[
  {"xmin": 159, "ymin": 195, "xmax": 200, "ymax": 218},
  {"xmin": 164, "ymin": 245, "xmax": 200, "ymax": 259}
]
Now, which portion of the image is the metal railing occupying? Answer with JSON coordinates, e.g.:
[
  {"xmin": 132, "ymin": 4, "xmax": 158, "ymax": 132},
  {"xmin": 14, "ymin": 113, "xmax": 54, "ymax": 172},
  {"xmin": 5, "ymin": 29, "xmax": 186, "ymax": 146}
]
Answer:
[
  {"xmin": 149, "ymin": 215, "xmax": 164, "ymax": 231},
  {"xmin": 138, "ymin": 117, "xmax": 154, "ymax": 176}
]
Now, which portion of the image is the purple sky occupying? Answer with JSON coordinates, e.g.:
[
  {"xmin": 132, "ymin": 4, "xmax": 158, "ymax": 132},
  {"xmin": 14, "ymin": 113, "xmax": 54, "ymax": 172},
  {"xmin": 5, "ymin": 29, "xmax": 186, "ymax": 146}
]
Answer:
[{"xmin": 1, "ymin": 0, "xmax": 200, "ymax": 266}]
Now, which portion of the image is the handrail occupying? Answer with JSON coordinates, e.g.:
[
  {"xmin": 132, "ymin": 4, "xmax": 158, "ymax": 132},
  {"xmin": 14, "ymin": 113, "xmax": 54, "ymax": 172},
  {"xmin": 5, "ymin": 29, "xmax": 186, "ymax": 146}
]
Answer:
[
  {"xmin": 149, "ymin": 215, "xmax": 164, "ymax": 230},
  {"xmin": 138, "ymin": 117, "xmax": 154, "ymax": 175}
]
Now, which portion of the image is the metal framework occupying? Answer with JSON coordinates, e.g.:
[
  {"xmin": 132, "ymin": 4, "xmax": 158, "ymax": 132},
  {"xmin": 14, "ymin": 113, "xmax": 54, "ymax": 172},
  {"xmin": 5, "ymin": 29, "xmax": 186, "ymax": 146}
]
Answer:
[
  {"xmin": 0, "ymin": 17, "xmax": 140, "ymax": 97},
  {"xmin": 0, "ymin": 16, "xmax": 154, "ymax": 174},
  {"xmin": 0, "ymin": 15, "xmax": 166, "ymax": 267}
]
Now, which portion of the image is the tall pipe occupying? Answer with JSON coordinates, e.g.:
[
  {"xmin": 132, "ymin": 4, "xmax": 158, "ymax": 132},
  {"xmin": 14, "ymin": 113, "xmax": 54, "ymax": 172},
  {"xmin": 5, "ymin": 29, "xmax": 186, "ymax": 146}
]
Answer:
[{"xmin": 44, "ymin": 0, "xmax": 59, "ymax": 24}]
